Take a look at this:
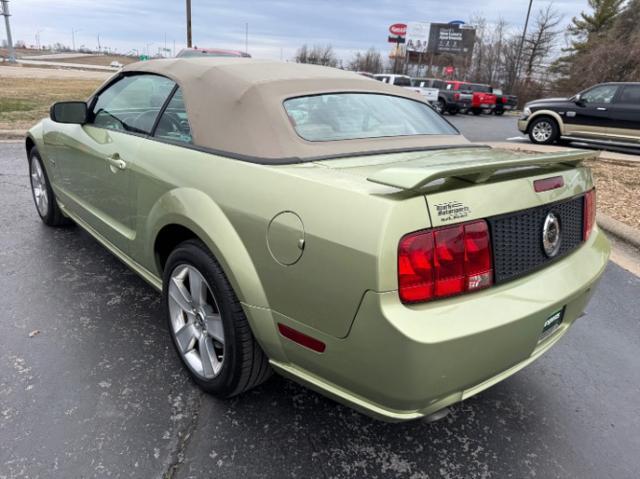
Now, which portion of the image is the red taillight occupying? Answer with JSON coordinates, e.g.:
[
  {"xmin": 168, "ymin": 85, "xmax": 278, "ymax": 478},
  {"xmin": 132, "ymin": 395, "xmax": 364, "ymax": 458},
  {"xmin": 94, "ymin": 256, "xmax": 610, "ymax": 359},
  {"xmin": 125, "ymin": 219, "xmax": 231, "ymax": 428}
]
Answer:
[
  {"xmin": 454, "ymin": 93, "xmax": 460, "ymax": 101},
  {"xmin": 398, "ymin": 220, "xmax": 493, "ymax": 304},
  {"xmin": 502, "ymin": 97, "xmax": 507, "ymax": 103},
  {"xmin": 583, "ymin": 189, "xmax": 596, "ymax": 241}
]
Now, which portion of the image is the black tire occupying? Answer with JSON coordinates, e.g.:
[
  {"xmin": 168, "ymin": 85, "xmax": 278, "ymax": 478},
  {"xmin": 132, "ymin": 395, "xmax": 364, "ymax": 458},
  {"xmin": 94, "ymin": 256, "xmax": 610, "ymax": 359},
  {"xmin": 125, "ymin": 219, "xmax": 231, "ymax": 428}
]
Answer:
[
  {"xmin": 528, "ymin": 116, "xmax": 560, "ymax": 145},
  {"xmin": 163, "ymin": 239, "xmax": 272, "ymax": 397},
  {"xmin": 435, "ymin": 99, "xmax": 446, "ymax": 114},
  {"xmin": 28, "ymin": 147, "xmax": 71, "ymax": 227},
  {"xmin": 447, "ymin": 106, "xmax": 459, "ymax": 116},
  {"xmin": 471, "ymin": 108, "xmax": 482, "ymax": 116},
  {"xmin": 494, "ymin": 109, "xmax": 505, "ymax": 116}
]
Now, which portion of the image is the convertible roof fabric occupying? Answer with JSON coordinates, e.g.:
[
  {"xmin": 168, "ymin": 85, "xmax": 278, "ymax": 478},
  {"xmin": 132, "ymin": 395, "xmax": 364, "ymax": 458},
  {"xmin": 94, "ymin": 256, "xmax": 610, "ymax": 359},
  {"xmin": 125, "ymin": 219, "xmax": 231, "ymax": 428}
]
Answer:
[{"xmin": 123, "ymin": 58, "xmax": 468, "ymax": 162}]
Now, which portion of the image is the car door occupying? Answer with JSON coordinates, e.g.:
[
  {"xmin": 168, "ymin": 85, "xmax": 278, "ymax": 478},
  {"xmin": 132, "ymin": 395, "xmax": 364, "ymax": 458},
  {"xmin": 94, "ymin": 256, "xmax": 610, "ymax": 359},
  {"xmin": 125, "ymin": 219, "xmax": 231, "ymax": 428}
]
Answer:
[
  {"xmin": 605, "ymin": 84, "xmax": 640, "ymax": 144},
  {"xmin": 54, "ymin": 73, "xmax": 176, "ymax": 254},
  {"xmin": 127, "ymin": 87, "xmax": 195, "ymax": 270},
  {"xmin": 564, "ymin": 84, "xmax": 619, "ymax": 139}
]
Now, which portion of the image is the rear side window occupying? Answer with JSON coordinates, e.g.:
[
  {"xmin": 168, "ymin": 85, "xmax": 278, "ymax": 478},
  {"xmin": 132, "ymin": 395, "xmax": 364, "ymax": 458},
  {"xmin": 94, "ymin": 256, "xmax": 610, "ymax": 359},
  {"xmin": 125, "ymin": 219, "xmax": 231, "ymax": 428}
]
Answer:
[
  {"xmin": 91, "ymin": 75, "xmax": 175, "ymax": 134},
  {"xmin": 618, "ymin": 85, "xmax": 640, "ymax": 105},
  {"xmin": 154, "ymin": 88, "xmax": 193, "ymax": 144},
  {"xmin": 284, "ymin": 93, "xmax": 458, "ymax": 142},
  {"xmin": 468, "ymin": 84, "xmax": 491, "ymax": 93}
]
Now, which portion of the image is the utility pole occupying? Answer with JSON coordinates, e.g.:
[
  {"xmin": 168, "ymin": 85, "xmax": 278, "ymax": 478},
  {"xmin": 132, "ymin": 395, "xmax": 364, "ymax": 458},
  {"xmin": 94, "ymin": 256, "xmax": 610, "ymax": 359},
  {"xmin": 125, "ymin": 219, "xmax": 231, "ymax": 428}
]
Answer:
[
  {"xmin": 71, "ymin": 28, "xmax": 80, "ymax": 51},
  {"xmin": 35, "ymin": 29, "xmax": 43, "ymax": 50},
  {"xmin": 186, "ymin": 0, "xmax": 192, "ymax": 48},
  {"xmin": 1, "ymin": 0, "xmax": 16, "ymax": 62},
  {"xmin": 245, "ymin": 22, "xmax": 248, "ymax": 54},
  {"xmin": 97, "ymin": 33, "xmax": 101, "ymax": 53},
  {"xmin": 513, "ymin": 0, "xmax": 534, "ymax": 91}
]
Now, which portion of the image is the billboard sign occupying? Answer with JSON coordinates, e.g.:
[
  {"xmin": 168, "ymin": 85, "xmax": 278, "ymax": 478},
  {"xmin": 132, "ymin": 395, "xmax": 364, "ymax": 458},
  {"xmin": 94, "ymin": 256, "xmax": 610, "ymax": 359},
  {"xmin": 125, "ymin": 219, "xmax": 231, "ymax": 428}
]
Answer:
[
  {"xmin": 406, "ymin": 22, "xmax": 430, "ymax": 52},
  {"xmin": 427, "ymin": 23, "xmax": 475, "ymax": 56},
  {"xmin": 389, "ymin": 23, "xmax": 407, "ymax": 36}
]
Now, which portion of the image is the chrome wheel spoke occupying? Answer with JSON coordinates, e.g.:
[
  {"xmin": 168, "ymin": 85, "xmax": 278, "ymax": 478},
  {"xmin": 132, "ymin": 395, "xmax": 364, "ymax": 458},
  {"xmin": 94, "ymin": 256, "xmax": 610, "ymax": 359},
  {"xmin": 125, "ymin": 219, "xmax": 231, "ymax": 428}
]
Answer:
[
  {"xmin": 30, "ymin": 158, "xmax": 49, "ymax": 217},
  {"xmin": 169, "ymin": 276, "xmax": 194, "ymax": 312},
  {"xmin": 175, "ymin": 323, "xmax": 199, "ymax": 353},
  {"xmin": 169, "ymin": 264, "xmax": 226, "ymax": 380},
  {"xmin": 204, "ymin": 313, "xmax": 224, "ymax": 344},
  {"xmin": 189, "ymin": 268, "xmax": 207, "ymax": 307},
  {"xmin": 199, "ymin": 335, "xmax": 218, "ymax": 377}
]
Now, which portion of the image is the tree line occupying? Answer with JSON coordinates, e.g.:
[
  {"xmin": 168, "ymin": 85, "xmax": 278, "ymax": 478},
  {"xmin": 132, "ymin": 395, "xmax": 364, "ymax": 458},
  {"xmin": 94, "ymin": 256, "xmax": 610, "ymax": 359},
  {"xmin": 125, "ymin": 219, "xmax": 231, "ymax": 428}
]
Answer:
[{"xmin": 294, "ymin": 0, "xmax": 638, "ymax": 102}]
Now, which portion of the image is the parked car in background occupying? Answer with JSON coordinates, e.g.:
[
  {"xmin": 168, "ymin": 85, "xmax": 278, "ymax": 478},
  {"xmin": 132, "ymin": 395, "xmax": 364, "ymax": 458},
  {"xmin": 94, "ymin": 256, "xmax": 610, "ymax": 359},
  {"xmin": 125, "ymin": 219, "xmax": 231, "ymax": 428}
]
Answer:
[
  {"xmin": 375, "ymin": 74, "xmax": 438, "ymax": 104},
  {"xmin": 518, "ymin": 82, "xmax": 640, "ymax": 146},
  {"xmin": 28, "ymin": 58, "xmax": 609, "ymax": 422},
  {"xmin": 446, "ymin": 81, "xmax": 497, "ymax": 115},
  {"xmin": 109, "ymin": 61, "xmax": 124, "ymax": 69},
  {"xmin": 412, "ymin": 78, "xmax": 472, "ymax": 115},
  {"xmin": 492, "ymin": 88, "xmax": 518, "ymax": 116},
  {"xmin": 356, "ymin": 71, "xmax": 375, "ymax": 79},
  {"xmin": 176, "ymin": 47, "xmax": 251, "ymax": 58}
]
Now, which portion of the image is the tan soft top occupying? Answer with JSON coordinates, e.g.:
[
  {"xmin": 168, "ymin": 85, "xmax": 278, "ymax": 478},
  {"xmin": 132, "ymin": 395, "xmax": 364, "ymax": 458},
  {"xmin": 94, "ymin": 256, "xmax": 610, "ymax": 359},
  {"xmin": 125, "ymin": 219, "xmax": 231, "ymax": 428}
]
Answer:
[{"xmin": 123, "ymin": 58, "xmax": 467, "ymax": 163}]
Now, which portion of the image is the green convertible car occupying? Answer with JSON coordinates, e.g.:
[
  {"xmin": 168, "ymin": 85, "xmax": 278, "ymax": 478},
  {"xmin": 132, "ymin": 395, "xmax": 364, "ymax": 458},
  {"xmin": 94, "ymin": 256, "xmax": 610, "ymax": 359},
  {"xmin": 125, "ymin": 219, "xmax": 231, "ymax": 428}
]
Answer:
[{"xmin": 26, "ymin": 58, "xmax": 609, "ymax": 422}]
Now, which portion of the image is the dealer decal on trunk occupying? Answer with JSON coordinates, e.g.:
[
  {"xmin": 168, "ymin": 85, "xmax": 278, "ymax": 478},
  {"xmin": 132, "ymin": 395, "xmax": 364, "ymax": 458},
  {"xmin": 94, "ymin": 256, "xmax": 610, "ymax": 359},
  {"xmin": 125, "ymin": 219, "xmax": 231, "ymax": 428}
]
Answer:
[{"xmin": 435, "ymin": 201, "xmax": 471, "ymax": 222}]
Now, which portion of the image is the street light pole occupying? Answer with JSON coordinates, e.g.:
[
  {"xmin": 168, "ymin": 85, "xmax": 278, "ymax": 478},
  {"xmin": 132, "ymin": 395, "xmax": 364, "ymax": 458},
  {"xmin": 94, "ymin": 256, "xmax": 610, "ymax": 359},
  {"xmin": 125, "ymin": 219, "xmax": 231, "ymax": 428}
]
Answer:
[
  {"xmin": 513, "ymin": 0, "xmax": 534, "ymax": 91},
  {"xmin": 1, "ymin": 0, "xmax": 16, "ymax": 63},
  {"xmin": 245, "ymin": 22, "xmax": 248, "ymax": 54},
  {"xmin": 186, "ymin": 0, "xmax": 192, "ymax": 48}
]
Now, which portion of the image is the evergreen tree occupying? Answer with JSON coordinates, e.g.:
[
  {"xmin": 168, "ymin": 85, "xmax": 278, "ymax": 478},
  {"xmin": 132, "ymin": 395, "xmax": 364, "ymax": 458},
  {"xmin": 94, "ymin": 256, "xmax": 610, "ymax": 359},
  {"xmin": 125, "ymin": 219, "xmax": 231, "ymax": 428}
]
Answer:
[{"xmin": 567, "ymin": 0, "xmax": 625, "ymax": 52}]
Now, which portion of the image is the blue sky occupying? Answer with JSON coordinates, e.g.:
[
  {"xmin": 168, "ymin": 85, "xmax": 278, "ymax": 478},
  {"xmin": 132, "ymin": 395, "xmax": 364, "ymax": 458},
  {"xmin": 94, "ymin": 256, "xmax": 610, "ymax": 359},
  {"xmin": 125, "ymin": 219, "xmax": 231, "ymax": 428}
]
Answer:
[{"xmin": 8, "ymin": 0, "xmax": 588, "ymax": 59}]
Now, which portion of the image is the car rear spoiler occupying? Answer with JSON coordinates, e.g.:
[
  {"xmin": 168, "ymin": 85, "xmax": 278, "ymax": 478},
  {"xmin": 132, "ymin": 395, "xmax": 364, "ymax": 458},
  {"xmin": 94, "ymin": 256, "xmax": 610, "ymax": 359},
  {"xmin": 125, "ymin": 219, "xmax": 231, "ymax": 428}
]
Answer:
[{"xmin": 366, "ymin": 150, "xmax": 596, "ymax": 190}]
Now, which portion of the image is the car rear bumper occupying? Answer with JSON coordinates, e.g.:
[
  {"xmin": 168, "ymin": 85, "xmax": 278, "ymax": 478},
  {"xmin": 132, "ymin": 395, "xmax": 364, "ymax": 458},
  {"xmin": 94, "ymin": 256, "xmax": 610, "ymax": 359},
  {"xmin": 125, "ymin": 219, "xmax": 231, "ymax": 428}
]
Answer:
[{"xmin": 267, "ymin": 228, "xmax": 610, "ymax": 421}]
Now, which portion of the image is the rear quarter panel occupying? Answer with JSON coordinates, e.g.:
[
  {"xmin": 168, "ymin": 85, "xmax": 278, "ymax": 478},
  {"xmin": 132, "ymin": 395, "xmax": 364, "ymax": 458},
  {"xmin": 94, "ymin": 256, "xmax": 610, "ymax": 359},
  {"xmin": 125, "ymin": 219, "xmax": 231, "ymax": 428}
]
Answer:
[{"xmin": 131, "ymin": 139, "xmax": 432, "ymax": 339}]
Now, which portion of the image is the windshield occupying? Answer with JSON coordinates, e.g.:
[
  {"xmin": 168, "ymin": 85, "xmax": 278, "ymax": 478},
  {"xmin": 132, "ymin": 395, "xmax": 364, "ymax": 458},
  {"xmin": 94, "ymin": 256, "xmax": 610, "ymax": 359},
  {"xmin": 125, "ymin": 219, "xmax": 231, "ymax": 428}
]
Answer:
[{"xmin": 283, "ymin": 93, "xmax": 458, "ymax": 142}]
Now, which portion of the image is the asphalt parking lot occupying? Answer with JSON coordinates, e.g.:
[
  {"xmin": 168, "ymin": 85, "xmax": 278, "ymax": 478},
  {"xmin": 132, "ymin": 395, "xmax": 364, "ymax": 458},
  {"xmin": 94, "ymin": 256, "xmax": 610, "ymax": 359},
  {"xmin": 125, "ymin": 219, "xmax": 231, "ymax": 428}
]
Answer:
[{"xmin": 1, "ymin": 129, "xmax": 640, "ymax": 478}]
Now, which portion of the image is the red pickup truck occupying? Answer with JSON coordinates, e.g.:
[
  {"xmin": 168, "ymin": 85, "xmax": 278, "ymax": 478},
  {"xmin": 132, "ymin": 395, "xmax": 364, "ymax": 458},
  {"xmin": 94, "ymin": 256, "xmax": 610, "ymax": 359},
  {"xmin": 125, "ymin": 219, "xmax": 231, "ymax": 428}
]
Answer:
[{"xmin": 446, "ymin": 81, "xmax": 497, "ymax": 115}]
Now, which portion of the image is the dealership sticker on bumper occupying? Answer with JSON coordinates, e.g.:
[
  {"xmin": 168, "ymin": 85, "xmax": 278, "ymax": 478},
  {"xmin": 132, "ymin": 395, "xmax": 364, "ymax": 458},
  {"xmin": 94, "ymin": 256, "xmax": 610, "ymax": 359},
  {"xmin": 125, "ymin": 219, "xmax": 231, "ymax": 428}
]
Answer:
[{"xmin": 539, "ymin": 308, "xmax": 564, "ymax": 342}]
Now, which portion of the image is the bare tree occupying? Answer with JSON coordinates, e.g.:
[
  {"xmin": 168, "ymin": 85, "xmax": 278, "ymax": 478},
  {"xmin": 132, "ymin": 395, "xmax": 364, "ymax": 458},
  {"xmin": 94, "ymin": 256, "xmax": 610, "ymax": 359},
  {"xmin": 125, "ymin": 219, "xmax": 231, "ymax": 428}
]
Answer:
[
  {"xmin": 521, "ymin": 5, "xmax": 563, "ymax": 81},
  {"xmin": 294, "ymin": 44, "xmax": 339, "ymax": 67},
  {"xmin": 348, "ymin": 48, "xmax": 383, "ymax": 73}
]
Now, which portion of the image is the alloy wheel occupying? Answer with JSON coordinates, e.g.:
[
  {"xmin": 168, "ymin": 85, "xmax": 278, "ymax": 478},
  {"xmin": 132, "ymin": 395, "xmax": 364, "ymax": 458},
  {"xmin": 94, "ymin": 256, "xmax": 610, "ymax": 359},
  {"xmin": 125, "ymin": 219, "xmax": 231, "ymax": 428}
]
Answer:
[
  {"xmin": 532, "ymin": 121, "xmax": 553, "ymax": 143},
  {"xmin": 30, "ymin": 156, "xmax": 49, "ymax": 217},
  {"xmin": 168, "ymin": 264, "xmax": 225, "ymax": 379}
]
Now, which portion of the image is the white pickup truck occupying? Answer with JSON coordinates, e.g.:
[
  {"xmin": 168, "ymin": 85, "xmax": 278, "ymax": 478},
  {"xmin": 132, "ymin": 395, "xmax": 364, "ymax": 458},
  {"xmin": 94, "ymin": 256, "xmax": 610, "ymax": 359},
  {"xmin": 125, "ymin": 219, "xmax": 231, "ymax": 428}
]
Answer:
[{"xmin": 373, "ymin": 74, "xmax": 438, "ymax": 105}]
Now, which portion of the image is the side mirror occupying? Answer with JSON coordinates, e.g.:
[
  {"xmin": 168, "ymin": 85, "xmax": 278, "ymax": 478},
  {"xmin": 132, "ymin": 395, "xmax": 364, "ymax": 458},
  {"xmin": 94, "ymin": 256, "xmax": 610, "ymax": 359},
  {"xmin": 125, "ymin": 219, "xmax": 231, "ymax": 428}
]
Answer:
[
  {"xmin": 50, "ymin": 101, "xmax": 88, "ymax": 124},
  {"xmin": 574, "ymin": 93, "xmax": 585, "ymax": 106}
]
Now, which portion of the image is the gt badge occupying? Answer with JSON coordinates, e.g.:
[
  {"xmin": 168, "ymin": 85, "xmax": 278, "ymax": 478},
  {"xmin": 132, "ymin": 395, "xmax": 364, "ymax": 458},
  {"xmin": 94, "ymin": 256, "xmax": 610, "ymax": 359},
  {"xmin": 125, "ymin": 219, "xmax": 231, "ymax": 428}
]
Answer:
[{"xmin": 542, "ymin": 212, "xmax": 561, "ymax": 258}]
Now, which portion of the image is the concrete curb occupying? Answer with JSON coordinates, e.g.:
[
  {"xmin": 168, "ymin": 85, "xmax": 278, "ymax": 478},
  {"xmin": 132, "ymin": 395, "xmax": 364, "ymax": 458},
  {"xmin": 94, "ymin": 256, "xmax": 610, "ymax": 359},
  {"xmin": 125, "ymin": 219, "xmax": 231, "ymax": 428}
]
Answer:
[
  {"xmin": 597, "ymin": 213, "xmax": 640, "ymax": 250},
  {"xmin": 0, "ymin": 130, "xmax": 27, "ymax": 140}
]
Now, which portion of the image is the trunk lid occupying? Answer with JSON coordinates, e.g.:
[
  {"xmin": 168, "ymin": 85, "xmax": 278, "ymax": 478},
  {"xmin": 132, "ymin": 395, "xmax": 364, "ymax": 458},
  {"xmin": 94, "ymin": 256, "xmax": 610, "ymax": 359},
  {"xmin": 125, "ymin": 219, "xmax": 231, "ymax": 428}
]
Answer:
[{"xmin": 313, "ymin": 145, "xmax": 597, "ymax": 227}]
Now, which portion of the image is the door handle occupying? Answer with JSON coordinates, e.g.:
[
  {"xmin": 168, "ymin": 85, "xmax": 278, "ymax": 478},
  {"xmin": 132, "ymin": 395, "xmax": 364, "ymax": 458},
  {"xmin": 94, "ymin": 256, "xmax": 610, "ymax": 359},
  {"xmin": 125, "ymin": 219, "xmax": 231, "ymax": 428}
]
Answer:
[
  {"xmin": 106, "ymin": 153, "xmax": 127, "ymax": 170},
  {"xmin": 596, "ymin": 107, "xmax": 608, "ymax": 111}
]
